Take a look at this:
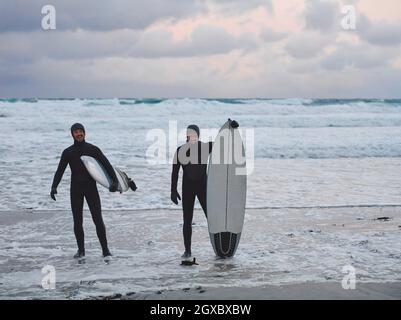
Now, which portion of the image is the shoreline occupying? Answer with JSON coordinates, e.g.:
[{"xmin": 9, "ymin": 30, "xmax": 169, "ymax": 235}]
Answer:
[{"xmin": 2, "ymin": 202, "xmax": 401, "ymax": 214}]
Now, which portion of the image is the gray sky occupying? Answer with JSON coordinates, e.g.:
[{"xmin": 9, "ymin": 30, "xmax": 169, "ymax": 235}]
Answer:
[{"xmin": 0, "ymin": 0, "xmax": 400, "ymax": 98}]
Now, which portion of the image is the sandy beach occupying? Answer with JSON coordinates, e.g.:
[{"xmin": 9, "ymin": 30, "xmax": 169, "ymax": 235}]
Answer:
[
  {"xmin": 1, "ymin": 206, "xmax": 400, "ymax": 300},
  {"xmin": 120, "ymin": 281, "xmax": 401, "ymax": 300}
]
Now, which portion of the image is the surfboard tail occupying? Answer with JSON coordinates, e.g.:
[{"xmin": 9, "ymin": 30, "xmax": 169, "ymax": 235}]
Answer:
[
  {"xmin": 210, "ymin": 232, "xmax": 241, "ymax": 258},
  {"xmin": 115, "ymin": 167, "xmax": 130, "ymax": 192}
]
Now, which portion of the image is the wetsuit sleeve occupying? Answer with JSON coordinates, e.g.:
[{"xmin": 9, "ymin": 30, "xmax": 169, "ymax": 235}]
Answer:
[
  {"xmin": 171, "ymin": 147, "xmax": 181, "ymax": 192},
  {"xmin": 51, "ymin": 150, "xmax": 68, "ymax": 189},
  {"xmin": 208, "ymin": 141, "xmax": 213, "ymax": 154},
  {"xmin": 93, "ymin": 147, "xmax": 119, "ymax": 184}
]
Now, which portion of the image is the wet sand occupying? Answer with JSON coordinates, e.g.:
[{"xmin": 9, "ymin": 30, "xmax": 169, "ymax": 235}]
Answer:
[{"xmin": 120, "ymin": 281, "xmax": 401, "ymax": 300}]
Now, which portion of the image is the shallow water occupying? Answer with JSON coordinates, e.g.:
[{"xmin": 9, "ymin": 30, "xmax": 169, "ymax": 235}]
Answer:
[{"xmin": 0, "ymin": 206, "xmax": 400, "ymax": 299}]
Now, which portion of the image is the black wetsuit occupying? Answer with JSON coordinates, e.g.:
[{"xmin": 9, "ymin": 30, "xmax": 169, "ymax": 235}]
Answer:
[
  {"xmin": 51, "ymin": 140, "xmax": 118, "ymax": 255},
  {"xmin": 171, "ymin": 141, "xmax": 213, "ymax": 253}
]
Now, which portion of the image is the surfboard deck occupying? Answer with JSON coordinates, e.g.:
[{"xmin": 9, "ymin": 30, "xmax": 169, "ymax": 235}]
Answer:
[
  {"xmin": 207, "ymin": 119, "xmax": 247, "ymax": 258},
  {"xmin": 80, "ymin": 156, "xmax": 130, "ymax": 193}
]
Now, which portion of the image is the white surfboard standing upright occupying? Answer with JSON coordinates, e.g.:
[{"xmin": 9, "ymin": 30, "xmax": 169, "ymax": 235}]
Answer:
[
  {"xmin": 207, "ymin": 120, "xmax": 247, "ymax": 258},
  {"xmin": 80, "ymin": 156, "xmax": 130, "ymax": 193}
]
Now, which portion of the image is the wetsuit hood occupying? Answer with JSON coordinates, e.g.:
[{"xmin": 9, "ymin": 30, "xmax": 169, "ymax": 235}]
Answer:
[
  {"xmin": 71, "ymin": 123, "xmax": 85, "ymax": 135},
  {"xmin": 71, "ymin": 123, "xmax": 86, "ymax": 144},
  {"xmin": 187, "ymin": 124, "xmax": 200, "ymax": 138}
]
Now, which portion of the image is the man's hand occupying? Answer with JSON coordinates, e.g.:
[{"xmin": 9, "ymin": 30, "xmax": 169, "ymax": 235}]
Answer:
[
  {"xmin": 50, "ymin": 188, "xmax": 57, "ymax": 201},
  {"xmin": 230, "ymin": 119, "xmax": 239, "ymax": 128},
  {"xmin": 128, "ymin": 179, "xmax": 137, "ymax": 192},
  {"xmin": 171, "ymin": 190, "xmax": 181, "ymax": 205},
  {"xmin": 109, "ymin": 181, "xmax": 118, "ymax": 192}
]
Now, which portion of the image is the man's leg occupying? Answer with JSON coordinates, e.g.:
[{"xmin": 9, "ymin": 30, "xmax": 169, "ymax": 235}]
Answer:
[
  {"xmin": 70, "ymin": 183, "xmax": 85, "ymax": 254},
  {"xmin": 196, "ymin": 179, "xmax": 207, "ymax": 218},
  {"xmin": 84, "ymin": 182, "xmax": 110, "ymax": 256},
  {"xmin": 182, "ymin": 180, "xmax": 196, "ymax": 254}
]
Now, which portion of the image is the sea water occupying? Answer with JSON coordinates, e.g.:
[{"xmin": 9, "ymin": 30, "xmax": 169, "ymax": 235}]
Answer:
[
  {"xmin": 1, "ymin": 98, "xmax": 401, "ymax": 299},
  {"xmin": 0, "ymin": 98, "xmax": 401, "ymax": 211}
]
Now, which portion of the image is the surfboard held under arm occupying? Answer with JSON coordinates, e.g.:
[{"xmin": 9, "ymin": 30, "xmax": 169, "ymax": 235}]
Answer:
[{"xmin": 80, "ymin": 156, "xmax": 130, "ymax": 193}]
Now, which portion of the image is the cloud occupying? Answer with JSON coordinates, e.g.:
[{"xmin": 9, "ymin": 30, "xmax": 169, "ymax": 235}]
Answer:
[
  {"xmin": 357, "ymin": 14, "xmax": 401, "ymax": 46},
  {"xmin": 0, "ymin": 0, "xmax": 401, "ymax": 98},
  {"xmin": 204, "ymin": 0, "xmax": 273, "ymax": 15},
  {"xmin": 182, "ymin": 24, "xmax": 258, "ymax": 56},
  {"xmin": 287, "ymin": 59, "xmax": 320, "ymax": 74},
  {"xmin": 0, "ymin": 69, "xmax": 32, "ymax": 86},
  {"xmin": 260, "ymin": 27, "xmax": 287, "ymax": 42},
  {"xmin": 320, "ymin": 43, "xmax": 394, "ymax": 70},
  {"xmin": 0, "ymin": 24, "xmax": 257, "ymax": 63},
  {"xmin": 131, "ymin": 25, "xmax": 250, "ymax": 58},
  {"xmin": 0, "ymin": 56, "xmax": 223, "ymax": 98},
  {"xmin": 284, "ymin": 31, "xmax": 332, "ymax": 59},
  {"xmin": 0, "ymin": 29, "xmax": 140, "ymax": 61},
  {"xmin": 0, "ymin": 0, "xmax": 207, "ymax": 32},
  {"xmin": 304, "ymin": 0, "xmax": 341, "ymax": 32}
]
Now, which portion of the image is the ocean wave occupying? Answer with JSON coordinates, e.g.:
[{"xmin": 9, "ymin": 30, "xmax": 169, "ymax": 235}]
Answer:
[
  {"xmin": 119, "ymin": 98, "xmax": 401, "ymax": 107},
  {"xmin": 119, "ymin": 98, "xmax": 165, "ymax": 105},
  {"xmin": 0, "ymin": 98, "xmax": 18, "ymax": 103},
  {"xmin": 206, "ymin": 98, "xmax": 248, "ymax": 104},
  {"xmin": 82, "ymin": 98, "xmax": 119, "ymax": 106},
  {"xmin": 118, "ymin": 99, "xmax": 136, "ymax": 105},
  {"xmin": 201, "ymin": 98, "xmax": 314, "ymax": 105},
  {"xmin": 1, "ymin": 98, "xmax": 401, "ymax": 108},
  {"xmin": 42, "ymin": 98, "xmax": 77, "ymax": 101},
  {"xmin": 309, "ymin": 99, "xmax": 401, "ymax": 107},
  {"xmin": 0, "ymin": 98, "xmax": 38, "ymax": 103},
  {"xmin": 262, "ymin": 98, "xmax": 314, "ymax": 105}
]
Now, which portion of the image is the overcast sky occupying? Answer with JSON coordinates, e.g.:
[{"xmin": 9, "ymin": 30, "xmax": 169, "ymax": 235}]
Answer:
[{"xmin": 0, "ymin": 0, "xmax": 400, "ymax": 98}]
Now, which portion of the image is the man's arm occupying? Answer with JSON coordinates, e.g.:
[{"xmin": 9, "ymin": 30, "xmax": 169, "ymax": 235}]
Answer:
[
  {"xmin": 171, "ymin": 147, "xmax": 181, "ymax": 193},
  {"xmin": 51, "ymin": 150, "xmax": 68, "ymax": 190},
  {"xmin": 93, "ymin": 147, "xmax": 118, "ymax": 185},
  {"xmin": 170, "ymin": 147, "xmax": 182, "ymax": 204},
  {"xmin": 50, "ymin": 150, "xmax": 68, "ymax": 200}
]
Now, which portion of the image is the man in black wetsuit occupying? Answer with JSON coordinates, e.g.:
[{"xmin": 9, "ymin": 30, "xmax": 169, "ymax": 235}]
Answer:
[
  {"xmin": 171, "ymin": 121, "xmax": 238, "ymax": 259},
  {"xmin": 50, "ymin": 123, "xmax": 135, "ymax": 259}
]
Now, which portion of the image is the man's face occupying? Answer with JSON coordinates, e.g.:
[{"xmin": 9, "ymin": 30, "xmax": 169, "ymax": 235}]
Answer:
[
  {"xmin": 186, "ymin": 129, "xmax": 198, "ymax": 143},
  {"xmin": 72, "ymin": 129, "xmax": 85, "ymax": 142}
]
